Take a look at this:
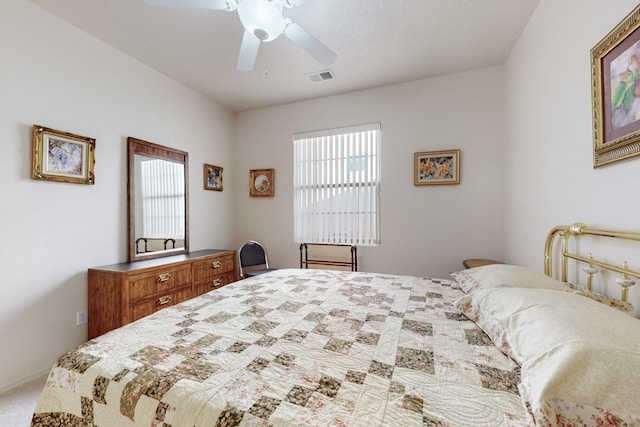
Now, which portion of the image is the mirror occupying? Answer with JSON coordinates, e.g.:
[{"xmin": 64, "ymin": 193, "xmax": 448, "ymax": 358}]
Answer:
[{"xmin": 127, "ymin": 137, "xmax": 189, "ymax": 262}]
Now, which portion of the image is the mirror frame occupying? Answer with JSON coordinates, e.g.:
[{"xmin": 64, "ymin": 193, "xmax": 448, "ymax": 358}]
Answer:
[{"xmin": 127, "ymin": 137, "xmax": 189, "ymax": 262}]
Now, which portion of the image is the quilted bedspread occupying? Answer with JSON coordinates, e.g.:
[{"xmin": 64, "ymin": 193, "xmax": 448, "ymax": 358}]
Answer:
[{"xmin": 32, "ymin": 269, "xmax": 530, "ymax": 426}]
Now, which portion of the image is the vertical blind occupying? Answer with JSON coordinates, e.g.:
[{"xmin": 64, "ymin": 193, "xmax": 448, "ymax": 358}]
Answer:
[
  {"xmin": 293, "ymin": 123, "xmax": 381, "ymax": 245},
  {"xmin": 141, "ymin": 159, "xmax": 185, "ymax": 239}
]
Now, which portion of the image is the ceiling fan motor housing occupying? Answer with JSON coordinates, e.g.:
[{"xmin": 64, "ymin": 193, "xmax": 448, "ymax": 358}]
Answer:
[{"xmin": 238, "ymin": 0, "xmax": 287, "ymax": 41}]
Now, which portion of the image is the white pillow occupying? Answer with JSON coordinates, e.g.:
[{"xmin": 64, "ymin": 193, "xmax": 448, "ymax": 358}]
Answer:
[
  {"xmin": 454, "ymin": 287, "xmax": 640, "ymax": 426},
  {"xmin": 449, "ymin": 264, "xmax": 570, "ymax": 293}
]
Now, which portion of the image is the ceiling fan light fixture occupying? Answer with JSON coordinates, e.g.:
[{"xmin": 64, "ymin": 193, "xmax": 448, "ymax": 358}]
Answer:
[{"xmin": 238, "ymin": 0, "xmax": 286, "ymax": 42}]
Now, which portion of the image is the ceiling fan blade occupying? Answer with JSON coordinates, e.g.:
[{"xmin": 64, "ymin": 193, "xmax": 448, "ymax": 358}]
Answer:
[
  {"xmin": 283, "ymin": 22, "xmax": 336, "ymax": 66},
  {"xmin": 144, "ymin": 0, "xmax": 235, "ymax": 10},
  {"xmin": 237, "ymin": 30, "xmax": 261, "ymax": 71}
]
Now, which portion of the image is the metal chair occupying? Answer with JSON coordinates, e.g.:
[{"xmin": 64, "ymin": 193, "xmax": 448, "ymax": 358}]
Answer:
[{"xmin": 238, "ymin": 240, "xmax": 278, "ymax": 278}]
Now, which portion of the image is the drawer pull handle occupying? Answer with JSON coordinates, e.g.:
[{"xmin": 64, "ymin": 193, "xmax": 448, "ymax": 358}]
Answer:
[
  {"xmin": 212, "ymin": 261, "xmax": 222, "ymax": 269},
  {"xmin": 157, "ymin": 273, "xmax": 172, "ymax": 282},
  {"xmin": 212, "ymin": 279, "xmax": 222, "ymax": 287},
  {"xmin": 157, "ymin": 295, "xmax": 172, "ymax": 306}
]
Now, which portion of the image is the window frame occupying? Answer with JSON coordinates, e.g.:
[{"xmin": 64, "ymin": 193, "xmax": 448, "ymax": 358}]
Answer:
[{"xmin": 293, "ymin": 123, "xmax": 381, "ymax": 245}]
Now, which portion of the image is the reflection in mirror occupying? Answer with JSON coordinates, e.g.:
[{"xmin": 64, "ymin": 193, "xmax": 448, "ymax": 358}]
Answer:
[{"xmin": 128, "ymin": 137, "xmax": 189, "ymax": 262}]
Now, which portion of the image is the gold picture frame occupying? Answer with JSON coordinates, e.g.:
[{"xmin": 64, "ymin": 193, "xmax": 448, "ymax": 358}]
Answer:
[
  {"xmin": 32, "ymin": 125, "xmax": 95, "ymax": 184},
  {"xmin": 591, "ymin": 4, "xmax": 640, "ymax": 167},
  {"xmin": 204, "ymin": 163, "xmax": 223, "ymax": 191},
  {"xmin": 414, "ymin": 149, "xmax": 460, "ymax": 185},
  {"xmin": 249, "ymin": 168, "xmax": 274, "ymax": 197}
]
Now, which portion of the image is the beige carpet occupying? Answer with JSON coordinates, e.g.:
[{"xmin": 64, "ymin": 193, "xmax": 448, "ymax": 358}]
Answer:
[{"xmin": 0, "ymin": 375, "xmax": 46, "ymax": 427}]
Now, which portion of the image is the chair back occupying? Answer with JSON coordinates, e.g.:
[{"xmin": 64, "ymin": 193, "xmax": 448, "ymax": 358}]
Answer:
[{"xmin": 238, "ymin": 240, "xmax": 270, "ymax": 277}]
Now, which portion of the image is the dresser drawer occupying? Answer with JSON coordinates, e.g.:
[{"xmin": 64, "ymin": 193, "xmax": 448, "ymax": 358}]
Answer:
[
  {"xmin": 192, "ymin": 253, "xmax": 235, "ymax": 281},
  {"xmin": 129, "ymin": 286, "xmax": 192, "ymax": 323},
  {"xmin": 128, "ymin": 265, "xmax": 192, "ymax": 301},
  {"xmin": 194, "ymin": 272, "xmax": 236, "ymax": 296}
]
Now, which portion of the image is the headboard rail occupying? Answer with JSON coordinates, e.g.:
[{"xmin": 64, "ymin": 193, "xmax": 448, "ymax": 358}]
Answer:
[{"xmin": 544, "ymin": 223, "xmax": 640, "ymax": 302}]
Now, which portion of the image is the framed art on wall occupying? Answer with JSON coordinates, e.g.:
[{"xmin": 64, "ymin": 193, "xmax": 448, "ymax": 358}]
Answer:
[
  {"xmin": 592, "ymin": 4, "xmax": 640, "ymax": 167},
  {"xmin": 414, "ymin": 149, "xmax": 460, "ymax": 185},
  {"xmin": 249, "ymin": 168, "xmax": 274, "ymax": 197},
  {"xmin": 31, "ymin": 125, "xmax": 95, "ymax": 184},
  {"xmin": 204, "ymin": 163, "xmax": 223, "ymax": 191}
]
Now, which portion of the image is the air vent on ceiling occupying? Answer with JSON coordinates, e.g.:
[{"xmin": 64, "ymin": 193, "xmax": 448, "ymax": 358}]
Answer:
[{"xmin": 307, "ymin": 69, "xmax": 335, "ymax": 83}]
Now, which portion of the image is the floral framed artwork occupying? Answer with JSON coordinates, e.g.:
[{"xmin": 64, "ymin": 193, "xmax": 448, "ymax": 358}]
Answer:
[
  {"xmin": 204, "ymin": 163, "xmax": 223, "ymax": 191},
  {"xmin": 249, "ymin": 168, "xmax": 274, "ymax": 197},
  {"xmin": 31, "ymin": 125, "xmax": 95, "ymax": 184},
  {"xmin": 414, "ymin": 149, "xmax": 460, "ymax": 186},
  {"xmin": 592, "ymin": 4, "xmax": 640, "ymax": 167}
]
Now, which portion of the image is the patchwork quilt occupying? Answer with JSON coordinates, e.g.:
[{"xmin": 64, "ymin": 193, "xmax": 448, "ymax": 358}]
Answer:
[{"xmin": 32, "ymin": 269, "xmax": 530, "ymax": 426}]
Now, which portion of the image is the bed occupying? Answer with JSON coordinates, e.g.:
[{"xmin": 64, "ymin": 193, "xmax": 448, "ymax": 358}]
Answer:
[{"xmin": 31, "ymin": 224, "xmax": 640, "ymax": 426}]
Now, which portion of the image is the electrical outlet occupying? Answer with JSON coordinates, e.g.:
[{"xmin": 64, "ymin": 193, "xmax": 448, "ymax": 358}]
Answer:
[{"xmin": 76, "ymin": 310, "xmax": 88, "ymax": 326}]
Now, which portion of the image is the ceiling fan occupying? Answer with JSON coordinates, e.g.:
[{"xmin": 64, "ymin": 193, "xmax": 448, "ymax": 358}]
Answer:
[{"xmin": 145, "ymin": 0, "xmax": 337, "ymax": 72}]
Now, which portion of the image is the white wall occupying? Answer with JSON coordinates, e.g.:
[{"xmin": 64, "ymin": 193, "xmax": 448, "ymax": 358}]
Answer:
[
  {"xmin": 504, "ymin": 0, "xmax": 640, "ymax": 310},
  {"xmin": 0, "ymin": 0, "xmax": 235, "ymax": 392},
  {"xmin": 234, "ymin": 66, "xmax": 508, "ymax": 279}
]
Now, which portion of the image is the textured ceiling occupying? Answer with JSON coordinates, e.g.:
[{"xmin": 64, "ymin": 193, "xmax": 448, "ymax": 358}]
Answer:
[{"xmin": 29, "ymin": 0, "xmax": 540, "ymax": 112}]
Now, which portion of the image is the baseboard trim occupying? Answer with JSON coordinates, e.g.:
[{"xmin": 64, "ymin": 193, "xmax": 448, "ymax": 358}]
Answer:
[{"xmin": 0, "ymin": 366, "xmax": 51, "ymax": 396}]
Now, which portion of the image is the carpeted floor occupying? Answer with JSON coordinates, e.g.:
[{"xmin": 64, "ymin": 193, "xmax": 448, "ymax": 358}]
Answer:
[{"xmin": 0, "ymin": 375, "xmax": 46, "ymax": 427}]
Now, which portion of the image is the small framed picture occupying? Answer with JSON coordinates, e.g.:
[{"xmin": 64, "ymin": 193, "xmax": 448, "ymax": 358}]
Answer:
[
  {"xmin": 204, "ymin": 163, "xmax": 223, "ymax": 191},
  {"xmin": 249, "ymin": 168, "xmax": 274, "ymax": 197},
  {"xmin": 414, "ymin": 149, "xmax": 460, "ymax": 186},
  {"xmin": 32, "ymin": 125, "xmax": 95, "ymax": 184}
]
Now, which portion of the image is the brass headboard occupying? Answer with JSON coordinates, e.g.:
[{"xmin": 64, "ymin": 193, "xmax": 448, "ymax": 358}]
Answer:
[{"xmin": 544, "ymin": 223, "xmax": 640, "ymax": 302}]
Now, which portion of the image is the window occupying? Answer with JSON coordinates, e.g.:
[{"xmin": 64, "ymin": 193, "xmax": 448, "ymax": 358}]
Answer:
[
  {"xmin": 141, "ymin": 159, "xmax": 185, "ymax": 239},
  {"xmin": 293, "ymin": 123, "xmax": 381, "ymax": 245}
]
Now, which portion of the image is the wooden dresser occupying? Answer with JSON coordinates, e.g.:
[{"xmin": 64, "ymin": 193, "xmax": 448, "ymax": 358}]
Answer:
[{"xmin": 88, "ymin": 249, "xmax": 236, "ymax": 339}]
